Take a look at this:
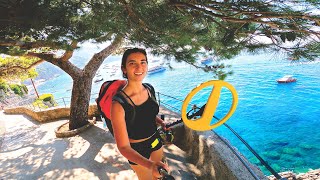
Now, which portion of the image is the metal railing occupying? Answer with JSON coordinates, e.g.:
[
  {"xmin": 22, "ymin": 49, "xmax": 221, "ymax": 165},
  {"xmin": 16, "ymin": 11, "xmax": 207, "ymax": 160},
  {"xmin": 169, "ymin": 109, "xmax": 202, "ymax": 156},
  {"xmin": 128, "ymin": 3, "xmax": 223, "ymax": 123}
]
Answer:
[
  {"xmin": 156, "ymin": 91, "xmax": 286, "ymax": 180},
  {"xmin": 5, "ymin": 92, "xmax": 99, "ymax": 112}
]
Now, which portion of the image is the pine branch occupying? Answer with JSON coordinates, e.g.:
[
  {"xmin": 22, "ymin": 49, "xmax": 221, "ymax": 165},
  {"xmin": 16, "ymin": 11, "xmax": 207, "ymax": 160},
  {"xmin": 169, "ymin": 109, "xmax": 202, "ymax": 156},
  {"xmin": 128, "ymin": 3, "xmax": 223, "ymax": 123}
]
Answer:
[
  {"xmin": 60, "ymin": 41, "xmax": 78, "ymax": 61},
  {"xmin": 0, "ymin": 59, "xmax": 44, "ymax": 72},
  {"xmin": 0, "ymin": 40, "xmax": 64, "ymax": 50},
  {"xmin": 170, "ymin": 1, "xmax": 320, "ymax": 36},
  {"xmin": 27, "ymin": 52, "xmax": 81, "ymax": 78},
  {"xmin": 119, "ymin": 0, "xmax": 150, "ymax": 32},
  {"xmin": 84, "ymin": 34, "xmax": 124, "ymax": 75}
]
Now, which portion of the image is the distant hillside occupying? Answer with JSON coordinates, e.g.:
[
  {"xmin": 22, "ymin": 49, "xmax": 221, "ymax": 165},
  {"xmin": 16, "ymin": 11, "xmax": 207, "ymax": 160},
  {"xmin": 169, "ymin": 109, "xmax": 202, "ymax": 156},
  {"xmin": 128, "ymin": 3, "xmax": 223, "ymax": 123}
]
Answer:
[
  {"xmin": 23, "ymin": 62, "xmax": 64, "ymax": 86},
  {"xmin": 22, "ymin": 42, "xmax": 120, "ymax": 86},
  {"xmin": 0, "ymin": 84, "xmax": 34, "ymax": 109}
]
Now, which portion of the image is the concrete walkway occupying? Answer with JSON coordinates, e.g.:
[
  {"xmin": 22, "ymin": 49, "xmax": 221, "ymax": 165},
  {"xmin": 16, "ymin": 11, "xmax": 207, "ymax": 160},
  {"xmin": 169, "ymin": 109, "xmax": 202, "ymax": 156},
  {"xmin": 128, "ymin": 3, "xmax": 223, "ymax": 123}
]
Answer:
[{"xmin": 0, "ymin": 110, "xmax": 199, "ymax": 180}]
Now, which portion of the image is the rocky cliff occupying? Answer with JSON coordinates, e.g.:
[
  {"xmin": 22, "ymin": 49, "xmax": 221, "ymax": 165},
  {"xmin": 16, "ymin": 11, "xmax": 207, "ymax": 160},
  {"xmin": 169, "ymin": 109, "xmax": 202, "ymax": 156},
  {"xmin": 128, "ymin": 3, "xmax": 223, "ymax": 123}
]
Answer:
[{"xmin": 268, "ymin": 169, "xmax": 320, "ymax": 180}]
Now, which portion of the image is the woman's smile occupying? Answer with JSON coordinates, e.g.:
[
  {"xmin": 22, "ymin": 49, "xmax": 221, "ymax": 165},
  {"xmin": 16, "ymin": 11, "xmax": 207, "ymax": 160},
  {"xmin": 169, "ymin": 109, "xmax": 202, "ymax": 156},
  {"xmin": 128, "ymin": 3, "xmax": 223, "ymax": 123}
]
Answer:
[{"xmin": 134, "ymin": 72, "xmax": 144, "ymax": 75}]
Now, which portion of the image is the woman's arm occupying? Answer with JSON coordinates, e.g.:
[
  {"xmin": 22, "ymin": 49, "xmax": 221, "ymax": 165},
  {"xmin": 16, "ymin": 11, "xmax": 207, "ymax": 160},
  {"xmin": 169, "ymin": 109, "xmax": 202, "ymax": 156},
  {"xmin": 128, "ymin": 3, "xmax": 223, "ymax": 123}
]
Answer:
[
  {"xmin": 155, "ymin": 115, "xmax": 167, "ymax": 130},
  {"xmin": 111, "ymin": 101, "xmax": 153, "ymax": 168}
]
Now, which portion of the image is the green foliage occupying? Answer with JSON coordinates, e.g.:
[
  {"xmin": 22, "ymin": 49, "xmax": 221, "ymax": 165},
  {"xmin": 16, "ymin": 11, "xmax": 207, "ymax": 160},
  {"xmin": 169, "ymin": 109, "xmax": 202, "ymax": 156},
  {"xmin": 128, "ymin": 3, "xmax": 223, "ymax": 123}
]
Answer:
[
  {"xmin": 0, "ymin": 46, "xmax": 27, "ymax": 56},
  {"xmin": 9, "ymin": 84, "xmax": 21, "ymax": 96},
  {"xmin": 43, "ymin": 96, "xmax": 52, "ymax": 102},
  {"xmin": 0, "ymin": 0, "xmax": 318, "ymax": 129},
  {"xmin": 0, "ymin": 80, "xmax": 9, "ymax": 93},
  {"xmin": 0, "ymin": 0, "xmax": 127, "ymax": 52},
  {"xmin": 40, "ymin": 94, "xmax": 53, "ymax": 102},
  {"xmin": 0, "ymin": 55, "xmax": 39, "ymax": 80},
  {"xmin": 279, "ymin": 32, "xmax": 297, "ymax": 42},
  {"xmin": 20, "ymin": 68, "xmax": 38, "ymax": 81},
  {"xmin": 33, "ymin": 94, "xmax": 56, "ymax": 109},
  {"xmin": 32, "ymin": 99, "xmax": 48, "ymax": 109},
  {"xmin": 1, "ymin": 0, "xmax": 319, "ymax": 80},
  {"xmin": 9, "ymin": 84, "xmax": 27, "ymax": 96},
  {"xmin": 21, "ymin": 84, "xmax": 28, "ymax": 94},
  {"xmin": 169, "ymin": 0, "xmax": 320, "ymax": 62}
]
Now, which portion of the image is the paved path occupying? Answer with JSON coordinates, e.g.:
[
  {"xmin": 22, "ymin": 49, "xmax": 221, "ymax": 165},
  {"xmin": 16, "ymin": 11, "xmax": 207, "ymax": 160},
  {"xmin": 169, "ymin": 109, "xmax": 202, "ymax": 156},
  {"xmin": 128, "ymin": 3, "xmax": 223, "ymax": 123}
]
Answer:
[{"xmin": 0, "ymin": 110, "xmax": 199, "ymax": 180}]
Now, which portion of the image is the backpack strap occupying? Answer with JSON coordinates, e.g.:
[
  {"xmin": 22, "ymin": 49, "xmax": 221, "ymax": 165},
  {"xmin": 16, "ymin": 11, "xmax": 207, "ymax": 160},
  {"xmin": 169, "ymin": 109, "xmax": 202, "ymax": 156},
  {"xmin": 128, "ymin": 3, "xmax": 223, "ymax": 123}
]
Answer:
[
  {"xmin": 113, "ymin": 93, "xmax": 136, "ymax": 125},
  {"xmin": 143, "ymin": 83, "xmax": 157, "ymax": 103},
  {"xmin": 119, "ymin": 90, "xmax": 136, "ymax": 106}
]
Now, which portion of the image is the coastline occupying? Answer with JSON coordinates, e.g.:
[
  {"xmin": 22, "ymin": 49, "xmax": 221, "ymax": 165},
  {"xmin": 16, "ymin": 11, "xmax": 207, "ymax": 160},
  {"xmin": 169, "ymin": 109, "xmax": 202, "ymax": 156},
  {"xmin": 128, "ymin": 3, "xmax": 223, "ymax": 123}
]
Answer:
[
  {"xmin": 25, "ymin": 78, "xmax": 46, "ymax": 95},
  {"xmin": 268, "ymin": 169, "xmax": 320, "ymax": 180}
]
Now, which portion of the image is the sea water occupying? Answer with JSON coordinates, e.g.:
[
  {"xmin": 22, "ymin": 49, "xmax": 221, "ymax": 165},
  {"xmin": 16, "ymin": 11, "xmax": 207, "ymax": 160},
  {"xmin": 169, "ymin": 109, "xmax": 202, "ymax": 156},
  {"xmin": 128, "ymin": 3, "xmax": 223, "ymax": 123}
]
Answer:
[{"xmin": 33, "ymin": 45, "xmax": 320, "ymax": 175}]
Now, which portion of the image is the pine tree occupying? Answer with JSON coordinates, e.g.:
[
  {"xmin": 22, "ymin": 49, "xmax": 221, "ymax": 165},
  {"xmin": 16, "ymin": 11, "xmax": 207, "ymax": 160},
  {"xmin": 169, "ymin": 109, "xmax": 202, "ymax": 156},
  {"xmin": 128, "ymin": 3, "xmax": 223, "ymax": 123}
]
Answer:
[{"xmin": 0, "ymin": 0, "xmax": 319, "ymax": 130}]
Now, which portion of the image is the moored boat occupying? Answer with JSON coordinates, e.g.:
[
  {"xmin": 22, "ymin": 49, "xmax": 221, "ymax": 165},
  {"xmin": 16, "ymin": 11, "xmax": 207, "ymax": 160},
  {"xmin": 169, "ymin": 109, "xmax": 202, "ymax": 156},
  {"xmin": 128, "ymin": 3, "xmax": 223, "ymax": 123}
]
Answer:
[
  {"xmin": 277, "ymin": 75, "xmax": 297, "ymax": 83},
  {"xmin": 94, "ymin": 78, "xmax": 104, "ymax": 83},
  {"xmin": 148, "ymin": 65, "xmax": 166, "ymax": 75},
  {"xmin": 200, "ymin": 57, "xmax": 213, "ymax": 65}
]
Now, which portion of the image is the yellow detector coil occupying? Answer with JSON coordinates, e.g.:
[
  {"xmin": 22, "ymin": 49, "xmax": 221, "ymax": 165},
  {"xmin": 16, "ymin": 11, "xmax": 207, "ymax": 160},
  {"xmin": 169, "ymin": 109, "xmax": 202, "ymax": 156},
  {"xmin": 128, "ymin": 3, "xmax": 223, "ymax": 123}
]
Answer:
[{"xmin": 181, "ymin": 80, "xmax": 238, "ymax": 131}]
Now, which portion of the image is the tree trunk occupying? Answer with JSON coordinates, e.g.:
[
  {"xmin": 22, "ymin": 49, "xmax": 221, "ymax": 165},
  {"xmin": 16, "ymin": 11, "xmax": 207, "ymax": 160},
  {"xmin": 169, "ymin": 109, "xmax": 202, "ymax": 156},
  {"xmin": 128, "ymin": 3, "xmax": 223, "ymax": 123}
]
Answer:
[
  {"xmin": 67, "ymin": 35, "xmax": 123, "ymax": 130},
  {"xmin": 69, "ymin": 75, "xmax": 93, "ymax": 130}
]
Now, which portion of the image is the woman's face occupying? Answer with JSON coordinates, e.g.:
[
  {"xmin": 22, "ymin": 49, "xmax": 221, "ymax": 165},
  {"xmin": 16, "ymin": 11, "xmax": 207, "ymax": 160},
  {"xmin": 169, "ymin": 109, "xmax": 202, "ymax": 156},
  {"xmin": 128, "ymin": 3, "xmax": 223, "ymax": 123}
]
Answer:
[{"xmin": 122, "ymin": 52, "xmax": 148, "ymax": 81}]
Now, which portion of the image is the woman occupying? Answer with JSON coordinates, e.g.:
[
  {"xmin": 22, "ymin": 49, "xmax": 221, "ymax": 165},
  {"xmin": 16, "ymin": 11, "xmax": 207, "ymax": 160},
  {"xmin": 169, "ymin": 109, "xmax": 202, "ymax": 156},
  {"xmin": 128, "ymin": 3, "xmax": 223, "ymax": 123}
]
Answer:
[{"xmin": 111, "ymin": 48, "xmax": 169, "ymax": 179}]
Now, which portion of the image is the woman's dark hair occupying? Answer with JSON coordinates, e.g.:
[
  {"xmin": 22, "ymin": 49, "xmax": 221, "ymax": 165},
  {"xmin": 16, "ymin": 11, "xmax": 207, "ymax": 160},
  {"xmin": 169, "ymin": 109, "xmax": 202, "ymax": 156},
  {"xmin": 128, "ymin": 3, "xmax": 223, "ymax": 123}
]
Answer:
[{"xmin": 121, "ymin": 48, "xmax": 148, "ymax": 78}]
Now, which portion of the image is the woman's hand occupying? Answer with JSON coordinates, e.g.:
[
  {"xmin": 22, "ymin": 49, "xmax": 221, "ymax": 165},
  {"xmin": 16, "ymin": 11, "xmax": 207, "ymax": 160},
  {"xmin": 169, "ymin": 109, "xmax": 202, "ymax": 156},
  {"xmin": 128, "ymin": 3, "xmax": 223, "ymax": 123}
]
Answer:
[
  {"xmin": 151, "ymin": 161, "xmax": 169, "ymax": 178},
  {"xmin": 161, "ymin": 121, "xmax": 169, "ymax": 131},
  {"xmin": 156, "ymin": 116, "xmax": 169, "ymax": 131}
]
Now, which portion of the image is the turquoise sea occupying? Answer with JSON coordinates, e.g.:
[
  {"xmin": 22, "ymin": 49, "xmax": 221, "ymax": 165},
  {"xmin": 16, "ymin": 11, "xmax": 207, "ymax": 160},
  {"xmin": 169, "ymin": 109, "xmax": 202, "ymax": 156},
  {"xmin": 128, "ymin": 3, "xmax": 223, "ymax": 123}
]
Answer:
[{"xmin": 33, "ymin": 44, "xmax": 320, "ymax": 175}]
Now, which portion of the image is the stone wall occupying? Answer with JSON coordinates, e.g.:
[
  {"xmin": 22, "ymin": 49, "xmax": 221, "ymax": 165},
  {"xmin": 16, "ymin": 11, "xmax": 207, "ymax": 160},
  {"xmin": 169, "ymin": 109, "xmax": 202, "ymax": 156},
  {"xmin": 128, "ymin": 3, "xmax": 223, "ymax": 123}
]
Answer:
[
  {"xmin": 173, "ymin": 123, "xmax": 267, "ymax": 180},
  {"xmin": 4, "ymin": 104, "xmax": 99, "ymax": 122}
]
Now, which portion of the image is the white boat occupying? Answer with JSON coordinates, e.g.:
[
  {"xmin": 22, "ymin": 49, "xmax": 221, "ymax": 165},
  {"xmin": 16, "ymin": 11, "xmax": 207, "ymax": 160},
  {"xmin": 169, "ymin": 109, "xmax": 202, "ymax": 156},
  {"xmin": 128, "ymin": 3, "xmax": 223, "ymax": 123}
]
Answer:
[
  {"xmin": 150, "ymin": 59, "xmax": 165, "ymax": 66},
  {"xmin": 150, "ymin": 59, "xmax": 161, "ymax": 63},
  {"xmin": 94, "ymin": 78, "xmax": 104, "ymax": 83},
  {"xmin": 148, "ymin": 65, "xmax": 166, "ymax": 75},
  {"xmin": 277, "ymin": 75, "xmax": 297, "ymax": 83},
  {"xmin": 200, "ymin": 57, "xmax": 213, "ymax": 65}
]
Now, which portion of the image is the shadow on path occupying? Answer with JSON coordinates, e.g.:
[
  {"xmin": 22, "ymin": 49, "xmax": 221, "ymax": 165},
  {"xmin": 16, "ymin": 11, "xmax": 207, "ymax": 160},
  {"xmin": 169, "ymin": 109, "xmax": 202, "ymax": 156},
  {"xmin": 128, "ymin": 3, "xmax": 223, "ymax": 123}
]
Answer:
[{"xmin": 0, "ymin": 114, "xmax": 198, "ymax": 179}]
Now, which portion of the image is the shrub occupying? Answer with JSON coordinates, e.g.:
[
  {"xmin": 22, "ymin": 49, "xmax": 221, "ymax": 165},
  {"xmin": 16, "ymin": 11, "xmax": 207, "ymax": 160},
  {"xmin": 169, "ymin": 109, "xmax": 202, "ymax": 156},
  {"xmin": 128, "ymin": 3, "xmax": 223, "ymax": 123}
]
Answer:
[
  {"xmin": 32, "ymin": 94, "xmax": 57, "ymax": 109},
  {"xmin": 32, "ymin": 99, "xmax": 48, "ymax": 109},
  {"xmin": 8, "ymin": 84, "xmax": 28, "ymax": 96},
  {"xmin": 0, "ymin": 81, "xmax": 9, "ymax": 93},
  {"xmin": 21, "ymin": 84, "xmax": 28, "ymax": 94},
  {"xmin": 9, "ymin": 84, "xmax": 23, "ymax": 96},
  {"xmin": 39, "ymin": 94, "xmax": 53, "ymax": 102}
]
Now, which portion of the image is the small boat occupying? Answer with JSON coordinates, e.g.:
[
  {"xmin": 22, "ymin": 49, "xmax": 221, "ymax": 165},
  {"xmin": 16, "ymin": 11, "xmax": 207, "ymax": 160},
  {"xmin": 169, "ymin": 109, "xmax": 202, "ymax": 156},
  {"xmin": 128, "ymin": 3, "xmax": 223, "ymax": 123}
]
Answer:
[
  {"xmin": 94, "ymin": 78, "xmax": 104, "ymax": 83},
  {"xmin": 200, "ymin": 57, "xmax": 213, "ymax": 65},
  {"xmin": 277, "ymin": 75, "xmax": 297, "ymax": 83},
  {"xmin": 150, "ymin": 59, "xmax": 161, "ymax": 63},
  {"xmin": 148, "ymin": 65, "xmax": 166, "ymax": 75}
]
